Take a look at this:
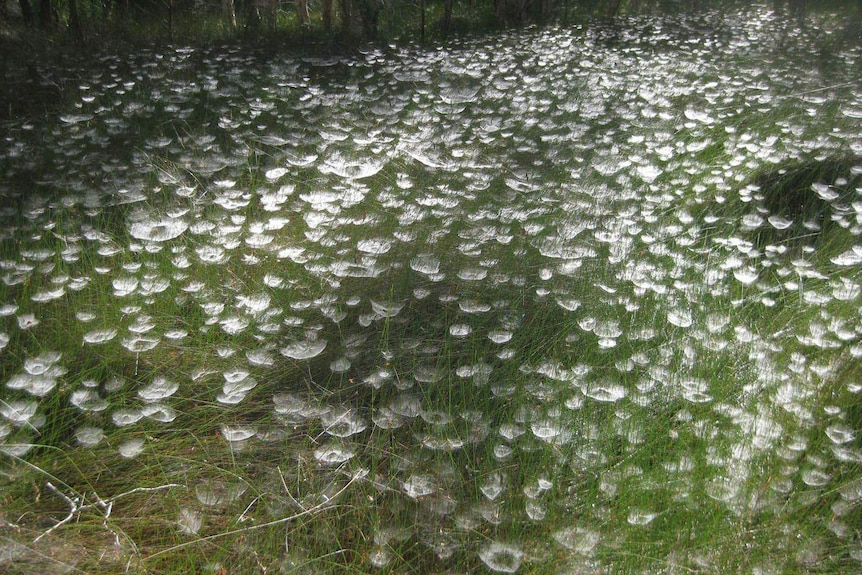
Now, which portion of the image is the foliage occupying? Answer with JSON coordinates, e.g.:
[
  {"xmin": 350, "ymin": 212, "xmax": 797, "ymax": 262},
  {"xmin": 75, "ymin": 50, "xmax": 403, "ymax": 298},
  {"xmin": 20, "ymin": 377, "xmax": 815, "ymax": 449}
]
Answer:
[{"xmin": 1, "ymin": 2, "xmax": 861, "ymax": 574}]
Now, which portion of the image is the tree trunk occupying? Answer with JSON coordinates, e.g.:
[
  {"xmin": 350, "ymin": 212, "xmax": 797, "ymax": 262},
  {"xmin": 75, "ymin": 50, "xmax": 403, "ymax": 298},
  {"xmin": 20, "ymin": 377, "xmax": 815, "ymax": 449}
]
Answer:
[
  {"xmin": 420, "ymin": 0, "xmax": 425, "ymax": 42},
  {"xmin": 18, "ymin": 0, "xmax": 34, "ymax": 26},
  {"xmin": 494, "ymin": 0, "xmax": 505, "ymax": 24},
  {"xmin": 223, "ymin": 0, "xmax": 237, "ymax": 27},
  {"xmin": 38, "ymin": 0, "xmax": 53, "ymax": 28},
  {"xmin": 607, "ymin": 0, "xmax": 623, "ymax": 17},
  {"xmin": 322, "ymin": 0, "xmax": 333, "ymax": 29},
  {"xmin": 68, "ymin": 0, "xmax": 84, "ymax": 44},
  {"xmin": 443, "ymin": 0, "xmax": 453, "ymax": 36},
  {"xmin": 100, "ymin": 0, "xmax": 112, "ymax": 21},
  {"xmin": 263, "ymin": 0, "xmax": 276, "ymax": 30},
  {"xmin": 295, "ymin": 0, "xmax": 308, "ymax": 26},
  {"xmin": 245, "ymin": 0, "xmax": 261, "ymax": 31},
  {"xmin": 167, "ymin": 0, "xmax": 173, "ymax": 42},
  {"xmin": 338, "ymin": 0, "xmax": 351, "ymax": 34},
  {"xmin": 358, "ymin": 0, "xmax": 379, "ymax": 39}
]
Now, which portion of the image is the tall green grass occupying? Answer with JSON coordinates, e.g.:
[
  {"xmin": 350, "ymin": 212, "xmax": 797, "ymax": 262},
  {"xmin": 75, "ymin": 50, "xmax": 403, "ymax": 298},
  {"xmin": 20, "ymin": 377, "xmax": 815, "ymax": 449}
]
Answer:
[{"xmin": 1, "ymin": 7, "xmax": 861, "ymax": 574}]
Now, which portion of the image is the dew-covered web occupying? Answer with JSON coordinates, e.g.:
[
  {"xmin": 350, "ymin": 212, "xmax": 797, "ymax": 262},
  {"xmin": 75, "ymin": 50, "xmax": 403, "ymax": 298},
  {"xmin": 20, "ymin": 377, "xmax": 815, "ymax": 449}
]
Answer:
[{"xmin": 1, "ymin": 5, "xmax": 861, "ymax": 573}]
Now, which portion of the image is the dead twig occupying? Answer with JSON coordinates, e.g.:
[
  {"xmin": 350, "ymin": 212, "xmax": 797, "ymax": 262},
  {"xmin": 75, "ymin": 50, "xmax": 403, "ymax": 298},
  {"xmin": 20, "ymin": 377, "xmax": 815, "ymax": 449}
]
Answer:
[
  {"xmin": 144, "ymin": 471, "xmax": 363, "ymax": 561},
  {"xmin": 33, "ymin": 482, "xmax": 184, "ymax": 544}
]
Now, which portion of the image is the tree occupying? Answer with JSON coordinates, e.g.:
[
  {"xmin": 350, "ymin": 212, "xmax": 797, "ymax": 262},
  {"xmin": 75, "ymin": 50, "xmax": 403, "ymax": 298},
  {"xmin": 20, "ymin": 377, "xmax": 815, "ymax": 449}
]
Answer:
[
  {"xmin": 494, "ymin": 0, "xmax": 504, "ymax": 23},
  {"xmin": 224, "ymin": 0, "xmax": 238, "ymax": 28},
  {"xmin": 244, "ymin": 0, "xmax": 276, "ymax": 32},
  {"xmin": 420, "ymin": 0, "xmax": 425, "ymax": 41},
  {"xmin": 322, "ymin": 0, "xmax": 334, "ymax": 29},
  {"xmin": 38, "ymin": 0, "xmax": 53, "ymax": 28},
  {"xmin": 357, "ymin": 0, "xmax": 380, "ymax": 39},
  {"xmin": 296, "ymin": 0, "xmax": 309, "ymax": 27},
  {"xmin": 17, "ymin": 0, "xmax": 35, "ymax": 26},
  {"xmin": 263, "ymin": 0, "xmax": 276, "ymax": 30},
  {"xmin": 99, "ymin": 0, "xmax": 114, "ymax": 20},
  {"xmin": 68, "ymin": 0, "xmax": 83, "ymax": 43},
  {"xmin": 443, "ymin": 0, "xmax": 453, "ymax": 36},
  {"xmin": 338, "ymin": 0, "xmax": 352, "ymax": 34},
  {"xmin": 492, "ymin": 0, "xmax": 534, "ymax": 24}
]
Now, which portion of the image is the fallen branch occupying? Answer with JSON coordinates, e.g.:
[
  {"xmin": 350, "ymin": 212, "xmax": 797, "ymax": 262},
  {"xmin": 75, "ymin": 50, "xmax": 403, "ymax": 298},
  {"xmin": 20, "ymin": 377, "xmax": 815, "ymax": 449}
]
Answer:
[
  {"xmin": 33, "ymin": 483, "xmax": 79, "ymax": 543},
  {"xmin": 33, "ymin": 482, "xmax": 185, "ymax": 544},
  {"xmin": 144, "ymin": 471, "xmax": 363, "ymax": 561}
]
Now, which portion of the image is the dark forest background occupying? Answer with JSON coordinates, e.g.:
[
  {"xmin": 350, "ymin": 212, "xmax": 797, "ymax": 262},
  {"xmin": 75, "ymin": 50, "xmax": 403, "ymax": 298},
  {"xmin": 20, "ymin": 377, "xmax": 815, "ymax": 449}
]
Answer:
[
  {"xmin": 0, "ymin": 0, "xmax": 831, "ymax": 48},
  {"xmin": 1, "ymin": 0, "xmax": 859, "ymax": 121}
]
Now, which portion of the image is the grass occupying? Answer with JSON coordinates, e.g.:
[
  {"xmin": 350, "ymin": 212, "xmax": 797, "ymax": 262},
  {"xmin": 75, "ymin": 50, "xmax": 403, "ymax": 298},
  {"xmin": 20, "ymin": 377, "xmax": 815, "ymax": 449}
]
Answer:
[{"xmin": 2, "ymin": 4, "xmax": 862, "ymax": 575}]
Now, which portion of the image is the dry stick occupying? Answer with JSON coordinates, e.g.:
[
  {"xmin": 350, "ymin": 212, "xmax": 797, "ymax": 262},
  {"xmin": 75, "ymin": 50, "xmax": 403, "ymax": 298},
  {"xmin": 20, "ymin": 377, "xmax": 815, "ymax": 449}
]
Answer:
[
  {"xmin": 237, "ymin": 495, "xmax": 262, "ymax": 523},
  {"xmin": 102, "ymin": 485, "xmax": 186, "ymax": 556},
  {"xmin": 111, "ymin": 484, "xmax": 186, "ymax": 501},
  {"xmin": 33, "ymin": 483, "xmax": 184, "ymax": 543},
  {"xmin": 277, "ymin": 465, "xmax": 306, "ymax": 511},
  {"xmin": 144, "ymin": 473, "xmax": 362, "ymax": 561},
  {"xmin": 34, "ymin": 483, "xmax": 79, "ymax": 543}
]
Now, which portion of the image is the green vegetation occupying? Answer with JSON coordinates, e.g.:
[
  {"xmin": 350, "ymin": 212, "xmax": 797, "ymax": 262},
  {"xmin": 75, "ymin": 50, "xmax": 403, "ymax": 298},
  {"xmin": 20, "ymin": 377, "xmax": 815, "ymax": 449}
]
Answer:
[
  {"xmin": 1, "ymin": 2, "xmax": 861, "ymax": 574},
  {"xmin": 3, "ymin": 0, "xmax": 861, "ymax": 121}
]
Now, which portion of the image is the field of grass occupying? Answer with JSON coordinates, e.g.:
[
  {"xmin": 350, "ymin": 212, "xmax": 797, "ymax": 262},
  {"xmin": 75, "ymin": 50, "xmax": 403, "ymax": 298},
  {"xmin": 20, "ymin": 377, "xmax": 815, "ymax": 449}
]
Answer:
[{"xmin": 1, "ymin": 3, "xmax": 861, "ymax": 574}]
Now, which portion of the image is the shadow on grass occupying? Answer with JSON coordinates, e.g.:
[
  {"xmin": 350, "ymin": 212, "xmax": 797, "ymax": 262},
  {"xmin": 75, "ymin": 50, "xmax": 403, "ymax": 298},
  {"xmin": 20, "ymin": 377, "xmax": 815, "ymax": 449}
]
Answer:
[{"xmin": 736, "ymin": 154, "xmax": 861, "ymax": 250}]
